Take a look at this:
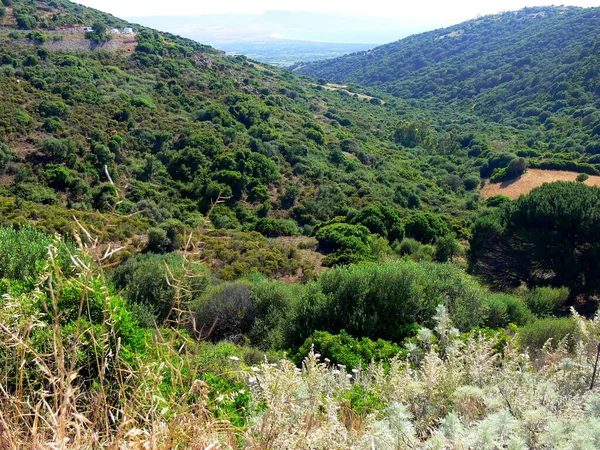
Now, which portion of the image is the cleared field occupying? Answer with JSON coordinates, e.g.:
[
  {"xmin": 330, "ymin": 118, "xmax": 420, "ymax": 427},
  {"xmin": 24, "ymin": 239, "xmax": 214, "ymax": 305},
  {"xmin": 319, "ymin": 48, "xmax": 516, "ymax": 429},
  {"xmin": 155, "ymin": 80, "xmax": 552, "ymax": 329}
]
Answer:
[{"xmin": 481, "ymin": 168, "xmax": 600, "ymax": 199}]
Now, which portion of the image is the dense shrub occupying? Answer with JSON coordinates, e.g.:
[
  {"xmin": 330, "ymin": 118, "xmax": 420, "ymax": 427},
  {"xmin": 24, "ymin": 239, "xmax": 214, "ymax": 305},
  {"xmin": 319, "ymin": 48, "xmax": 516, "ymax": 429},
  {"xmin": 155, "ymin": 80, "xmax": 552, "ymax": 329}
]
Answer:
[
  {"xmin": 0, "ymin": 225, "xmax": 76, "ymax": 282},
  {"xmin": 253, "ymin": 218, "xmax": 298, "ymax": 237},
  {"xmin": 111, "ymin": 252, "xmax": 209, "ymax": 324},
  {"xmin": 518, "ymin": 317, "xmax": 577, "ymax": 352},
  {"xmin": 405, "ymin": 211, "xmax": 451, "ymax": 244},
  {"xmin": 482, "ymin": 294, "xmax": 535, "ymax": 328},
  {"xmin": 524, "ymin": 286, "xmax": 569, "ymax": 317},
  {"xmin": 293, "ymin": 261, "xmax": 486, "ymax": 343},
  {"xmin": 294, "ymin": 330, "xmax": 402, "ymax": 370},
  {"xmin": 315, "ymin": 222, "xmax": 374, "ymax": 266}
]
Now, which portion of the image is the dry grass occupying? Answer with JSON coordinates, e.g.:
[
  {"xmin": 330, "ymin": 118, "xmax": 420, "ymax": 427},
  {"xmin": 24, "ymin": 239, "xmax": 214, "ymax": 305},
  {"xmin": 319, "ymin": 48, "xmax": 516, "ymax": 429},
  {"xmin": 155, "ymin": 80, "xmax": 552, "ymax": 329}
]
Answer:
[{"xmin": 481, "ymin": 169, "xmax": 600, "ymax": 199}]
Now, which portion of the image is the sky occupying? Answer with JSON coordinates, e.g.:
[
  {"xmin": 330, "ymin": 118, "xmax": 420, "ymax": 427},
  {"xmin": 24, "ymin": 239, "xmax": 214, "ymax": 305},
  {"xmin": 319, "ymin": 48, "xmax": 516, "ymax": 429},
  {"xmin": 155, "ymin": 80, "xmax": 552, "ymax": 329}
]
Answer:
[{"xmin": 76, "ymin": 0, "xmax": 600, "ymax": 23}]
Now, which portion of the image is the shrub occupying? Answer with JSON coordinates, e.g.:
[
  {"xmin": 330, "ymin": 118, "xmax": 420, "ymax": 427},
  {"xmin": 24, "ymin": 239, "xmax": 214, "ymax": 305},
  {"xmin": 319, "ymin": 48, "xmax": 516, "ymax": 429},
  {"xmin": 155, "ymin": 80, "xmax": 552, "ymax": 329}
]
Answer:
[
  {"xmin": 577, "ymin": 173, "xmax": 589, "ymax": 182},
  {"xmin": 39, "ymin": 100, "xmax": 69, "ymax": 118},
  {"xmin": 0, "ymin": 143, "xmax": 15, "ymax": 172},
  {"xmin": 405, "ymin": 211, "xmax": 451, "ymax": 244},
  {"xmin": 524, "ymin": 286, "xmax": 569, "ymax": 317},
  {"xmin": 315, "ymin": 223, "xmax": 373, "ymax": 266},
  {"xmin": 0, "ymin": 225, "xmax": 76, "ymax": 282},
  {"xmin": 303, "ymin": 260, "xmax": 486, "ymax": 342},
  {"xmin": 482, "ymin": 294, "xmax": 535, "ymax": 328},
  {"xmin": 253, "ymin": 218, "xmax": 298, "ymax": 237},
  {"xmin": 294, "ymin": 330, "xmax": 402, "ymax": 370},
  {"xmin": 111, "ymin": 252, "xmax": 209, "ymax": 324},
  {"xmin": 485, "ymin": 195, "xmax": 511, "ymax": 208},
  {"xmin": 519, "ymin": 317, "xmax": 577, "ymax": 352},
  {"xmin": 194, "ymin": 281, "xmax": 256, "ymax": 342},
  {"xmin": 434, "ymin": 234, "xmax": 460, "ymax": 262}
]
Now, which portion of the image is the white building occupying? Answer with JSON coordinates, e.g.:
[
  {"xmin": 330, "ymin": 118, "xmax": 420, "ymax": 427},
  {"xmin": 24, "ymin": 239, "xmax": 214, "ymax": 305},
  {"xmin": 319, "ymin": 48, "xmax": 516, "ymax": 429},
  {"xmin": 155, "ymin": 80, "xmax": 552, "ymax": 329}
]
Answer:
[
  {"xmin": 110, "ymin": 28, "xmax": 120, "ymax": 34},
  {"xmin": 123, "ymin": 26, "xmax": 134, "ymax": 35}
]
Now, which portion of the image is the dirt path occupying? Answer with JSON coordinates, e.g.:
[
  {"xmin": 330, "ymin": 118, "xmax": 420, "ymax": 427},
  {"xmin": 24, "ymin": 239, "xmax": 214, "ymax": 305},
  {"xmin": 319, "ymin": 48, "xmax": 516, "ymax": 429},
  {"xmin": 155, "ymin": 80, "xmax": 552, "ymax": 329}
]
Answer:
[{"xmin": 481, "ymin": 169, "xmax": 600, "ymax": 199}]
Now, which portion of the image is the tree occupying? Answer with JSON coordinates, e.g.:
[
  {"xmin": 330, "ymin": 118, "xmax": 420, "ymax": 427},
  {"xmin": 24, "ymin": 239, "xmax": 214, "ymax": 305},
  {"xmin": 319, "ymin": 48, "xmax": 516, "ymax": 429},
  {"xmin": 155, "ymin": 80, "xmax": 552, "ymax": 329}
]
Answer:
[{"xmin": 469, "ymin": 182, "xmax": 600, "ymax": 312}]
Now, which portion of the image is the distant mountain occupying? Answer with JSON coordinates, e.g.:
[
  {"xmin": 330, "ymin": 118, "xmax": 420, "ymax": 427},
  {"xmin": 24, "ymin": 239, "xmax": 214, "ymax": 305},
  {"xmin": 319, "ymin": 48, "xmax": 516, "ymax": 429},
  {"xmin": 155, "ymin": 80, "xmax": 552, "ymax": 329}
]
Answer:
[
  {"xmin": 125, "ymin": 11, "xmax": 434, "ymax": 45},
  {"xmin": 123, "ymin": 11, "xmax": 439, "ymax": 65}
]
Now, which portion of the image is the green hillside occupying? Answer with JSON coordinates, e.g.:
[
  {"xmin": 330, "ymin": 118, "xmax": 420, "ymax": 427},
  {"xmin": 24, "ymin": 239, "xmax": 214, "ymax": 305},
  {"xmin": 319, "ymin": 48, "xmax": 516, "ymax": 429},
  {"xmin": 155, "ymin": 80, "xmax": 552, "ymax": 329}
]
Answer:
[{"xmin": 296, "ymin": 6, "xmax": 600, "ymax": 159}]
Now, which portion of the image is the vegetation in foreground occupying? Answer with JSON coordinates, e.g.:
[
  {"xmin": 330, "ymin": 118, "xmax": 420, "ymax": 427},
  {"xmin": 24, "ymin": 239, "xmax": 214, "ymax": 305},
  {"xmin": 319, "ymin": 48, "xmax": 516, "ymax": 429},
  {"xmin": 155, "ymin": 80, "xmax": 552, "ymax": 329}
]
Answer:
[{"xmin": 0, "ymin": 218, "xmax": 596, "ymax": 449}]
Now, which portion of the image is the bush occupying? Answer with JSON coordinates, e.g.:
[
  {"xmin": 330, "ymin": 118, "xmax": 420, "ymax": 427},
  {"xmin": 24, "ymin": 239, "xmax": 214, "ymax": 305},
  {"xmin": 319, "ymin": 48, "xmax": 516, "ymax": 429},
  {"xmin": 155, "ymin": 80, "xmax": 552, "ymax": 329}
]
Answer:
[
  {"xmin": 315, "ymin": 223, "xmax": 373, "ymax": 266},
  {"xmin": 297, "ymin": 260, "xmax": 486, "ymax": 343},
  {"xmin": 577, "ymin": 173, "xmax": 589, "ymax": 182},
  {"xmin": 482, "ymin": 294, "xmax": 535, "ymax": 328},
  {"xmin": 519, "ymin": 317, "xmax": 577, "ymax": 352},
  {"xmin": 112, "ymin": 252, "xmax": 209, "ymax": 324},
  {"xmin": 38, "ymin": 100, "xmax": 69, "ymax": 118},
  {"xmin": 0, "ymin": 143, "xmax": 15, "ymax": 172},
  {"xmin": 294, "ymin": 330, "xmax": 402, "ymax": 370},
  {"xmin": 194, "ymin": 281, "xmax": 256, "ymax": 342},
  {"xmin": 434, "ymin": 234, "xmax": 460, "ymax": 262},
  {"xmin": 0, "ymin": 225, "xmax": 76, "ymax": 282},
  {"xmin": 485, "ymin": 195, "xmax": 511, "ymax": 208},
  {"xmin": 524, "ymin": 286, "xmax": 569, "ymax": 317},
  {"xmin": 253, "ymin": 218, "xmax": 298, "ymax": 237},
  {"xmin": 405, "ymin": 211, "xmax": 451, "ymax": 244}
]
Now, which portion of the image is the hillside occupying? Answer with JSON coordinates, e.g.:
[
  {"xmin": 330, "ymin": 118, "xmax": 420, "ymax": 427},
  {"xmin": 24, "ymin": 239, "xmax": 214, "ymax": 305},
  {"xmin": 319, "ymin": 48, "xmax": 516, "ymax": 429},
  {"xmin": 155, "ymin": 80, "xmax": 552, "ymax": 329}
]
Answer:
[
  {"xmin": 296, "ymin": 7, "xmax": 600, "ymax": 160},
  {"xmin": 0, "ymin": 0, "xmax": 490, "ymax": 270}
]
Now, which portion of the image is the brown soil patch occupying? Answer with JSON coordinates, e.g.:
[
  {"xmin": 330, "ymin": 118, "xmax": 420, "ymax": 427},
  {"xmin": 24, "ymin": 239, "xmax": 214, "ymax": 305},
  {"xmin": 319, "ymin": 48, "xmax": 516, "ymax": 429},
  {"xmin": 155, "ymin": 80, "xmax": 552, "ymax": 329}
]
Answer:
[{"xmin": 480, "ymin": 169, "xmax": 600, "ymax": 199}]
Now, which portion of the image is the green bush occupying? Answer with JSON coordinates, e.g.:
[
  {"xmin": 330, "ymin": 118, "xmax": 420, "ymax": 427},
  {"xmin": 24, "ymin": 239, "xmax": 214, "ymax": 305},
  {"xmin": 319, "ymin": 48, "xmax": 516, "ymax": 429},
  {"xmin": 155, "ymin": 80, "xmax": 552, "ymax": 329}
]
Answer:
[
  {"xmin": 111, "ymin": 252, "xmax": 209, "ymax": 324},
  {"xmin": 253, "ymin": 218, "xmax": 298, "ymax": 237},
  {"xmin": 519, "ymin": 317, "xmax": 577, "ymax": 352},
  {"xmin": 194, "ymin": 281, "xmax": 256, "ymax": 342},
  {"xmin": 0, "ymin": 225, "xmax": 76, "ymax": 283},
  {"xmin": 405, "ymin": 211, "xmax": 451, "ymax": 244},
  {"xmin": 482, "ymin": 294, "xmax": 535, "ymax": 328},
  {"xmin": 524, "ymin": 286, "xmax": 569, "ymax": 318},
  {"xmin": 301, "ymin": 260, "xmax": 486, "ymax": 342},
  {"xmin": 315, "ymin": 223, "xmax": 373, "ymax": 266},
  {"xmin": 294, "ymin": 330, "xmax": 402, "ymax": 370},
  {"xmin": 0, "ymin": 143, "xmax": 15, "ymax": 173}
]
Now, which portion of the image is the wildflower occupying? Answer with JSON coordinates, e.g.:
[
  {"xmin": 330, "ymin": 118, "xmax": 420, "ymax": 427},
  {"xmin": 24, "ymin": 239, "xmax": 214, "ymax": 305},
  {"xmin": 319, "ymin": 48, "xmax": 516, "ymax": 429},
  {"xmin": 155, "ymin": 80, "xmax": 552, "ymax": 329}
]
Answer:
[
  {"xmin": 346, "ymin": 374, "xmax": 353, "ymax": 379},
  {"xmin": 251, "ymin": 366, "xmax": 260, "ymax": 372},
  {"xmin": 229, "ymin": 356, "xmax": 240, "ymax": 361},
  {"xmin": 332, "ymin": 370, "xmax": 341, "ymax": 375},
  {"xmin": 248, "ymin": 377, "xmax": 257, "ymax": 384}
]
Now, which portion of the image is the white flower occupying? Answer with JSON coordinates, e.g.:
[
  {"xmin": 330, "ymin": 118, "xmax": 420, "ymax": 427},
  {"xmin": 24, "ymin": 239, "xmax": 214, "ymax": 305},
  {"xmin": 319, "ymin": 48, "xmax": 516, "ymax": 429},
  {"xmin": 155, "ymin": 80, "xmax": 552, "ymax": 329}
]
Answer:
[
  {"xmin": 332, "ymin": 370, "xmax": 341, "ymax": 375},
  {"xmin": 248, "ymin": 377, "xmax": 257, "ymax": 384},
  {"xmin": 346, "ymin": 374, "xmax": 353, "ymax": 379},
  {"xmin": 229, "ymin": 356, "xmax": 240, "ymax": 361},
  {"xmin": 251, "ymin": 366, "xmax": 260, "ymax": 372}
]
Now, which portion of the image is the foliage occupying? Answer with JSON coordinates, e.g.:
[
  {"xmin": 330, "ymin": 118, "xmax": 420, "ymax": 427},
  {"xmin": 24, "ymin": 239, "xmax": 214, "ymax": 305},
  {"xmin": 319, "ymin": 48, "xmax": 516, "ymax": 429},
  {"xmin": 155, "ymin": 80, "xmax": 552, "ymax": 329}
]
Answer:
[
  {"xmin": 518, "ymin": 316, "xmax": 577, "ymax": 352},
  {"xmin": 0, "ymin": 225, "xmax": 76, "ymax": 282},
  {"xmin": 524, "ymin": 286, "xmax": 569, "ymax": 318},
  {"xmin": 405, "ymin": 211, "xmax": 451, "ymax": 244},
  {"xmin": 111, "ymin": 252, "xmax": 209, "ymax": 324},
  {"xmin": 315, "ymin": 222, "xmax": 374, "ymax": 266},
  {"xmin": 294, "ymin": 330, "xmax": 402, "ymax": 370},
  {"xmin": 481, "ymin": 294, "xmax": 535, "ymax": 328},
  {"xmin": 469, "ymin": 182, "xmax": 600, "ymax": 310}
]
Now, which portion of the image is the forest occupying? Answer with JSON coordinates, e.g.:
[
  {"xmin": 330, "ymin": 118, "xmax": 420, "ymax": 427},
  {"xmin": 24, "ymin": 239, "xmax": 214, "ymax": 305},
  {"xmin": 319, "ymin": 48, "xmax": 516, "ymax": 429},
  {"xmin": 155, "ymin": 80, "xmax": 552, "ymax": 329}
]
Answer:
[{"xmin": 1, "ymin": 1, "xmax": 600, "ymax": 448}]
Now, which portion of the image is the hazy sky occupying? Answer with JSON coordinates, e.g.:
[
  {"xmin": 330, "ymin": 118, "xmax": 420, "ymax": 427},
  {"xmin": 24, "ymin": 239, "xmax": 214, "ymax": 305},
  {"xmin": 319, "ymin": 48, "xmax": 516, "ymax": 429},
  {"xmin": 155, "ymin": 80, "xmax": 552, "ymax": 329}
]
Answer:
[{"xmin": 77, "ymin": 0, "xmax": 600, "ymax": 22}]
